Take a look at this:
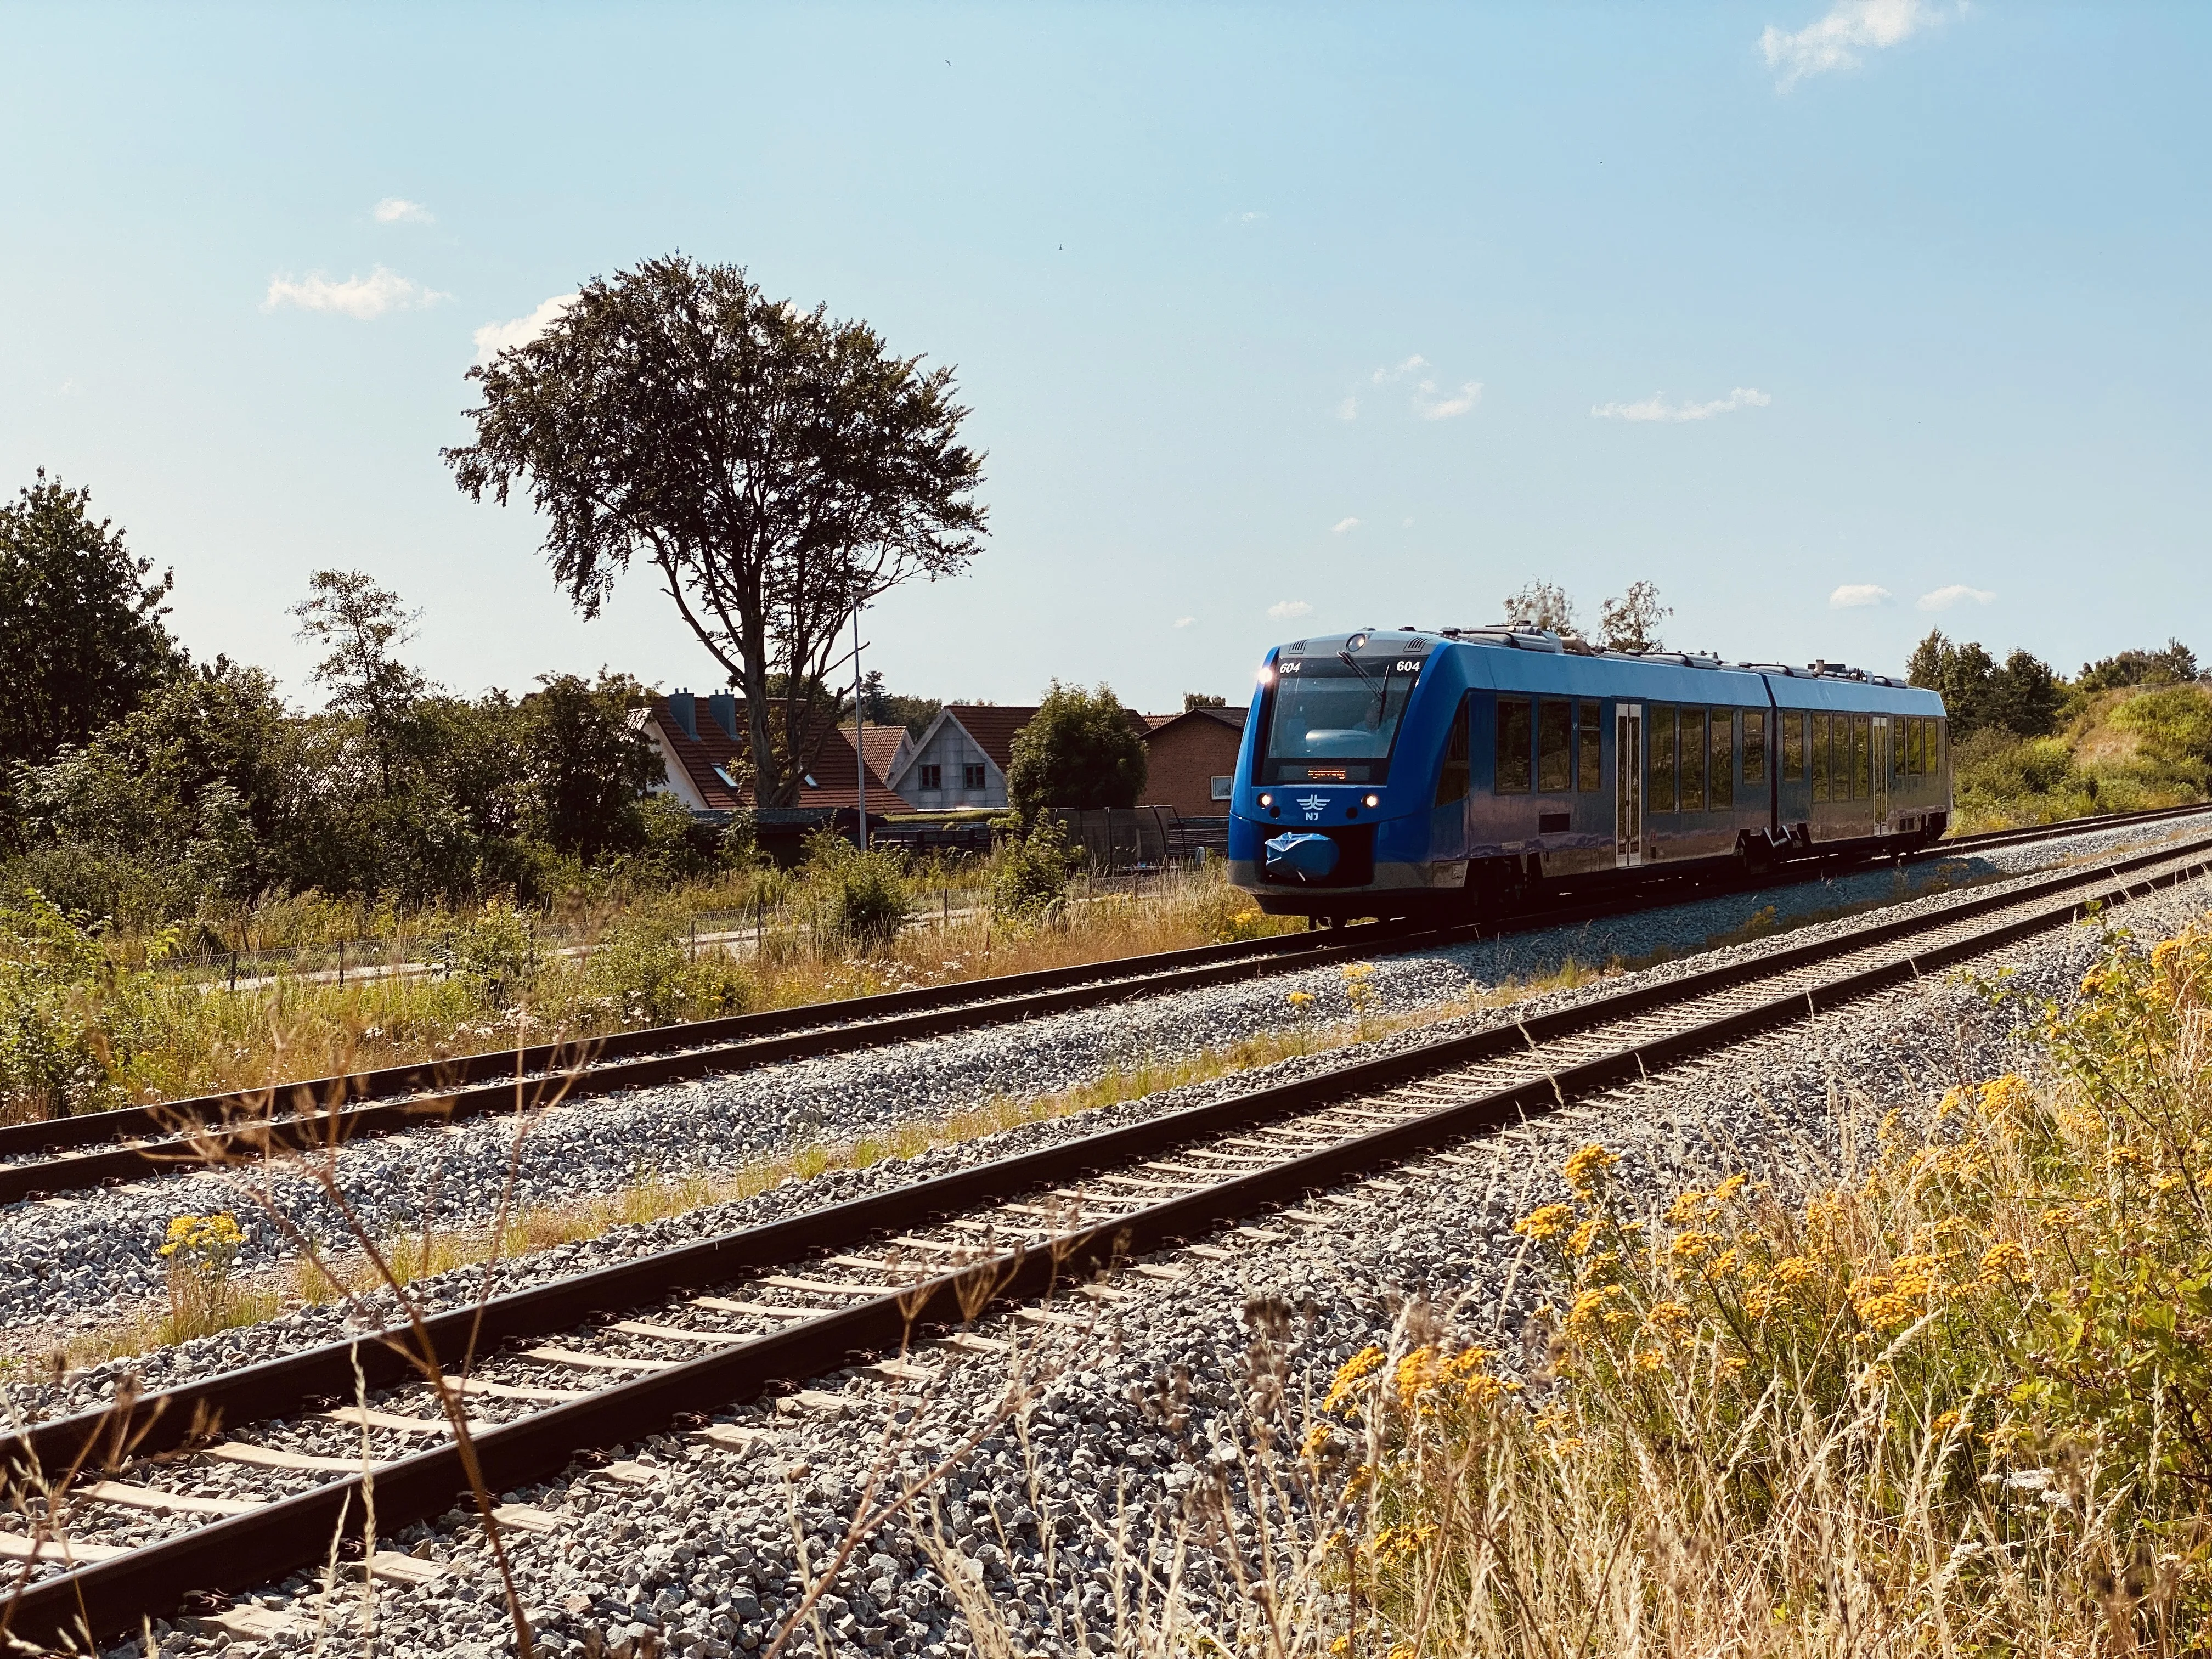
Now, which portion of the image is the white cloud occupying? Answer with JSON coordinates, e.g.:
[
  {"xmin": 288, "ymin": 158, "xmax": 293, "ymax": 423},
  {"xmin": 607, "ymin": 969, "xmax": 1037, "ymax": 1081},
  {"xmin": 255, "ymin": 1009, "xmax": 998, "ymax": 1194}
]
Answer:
[
  {"xmin": 1917, "ymin": 584, "xmax": 1995, "ymax": 612},
  {"xmin": 1414, "ymin": 380, "xmax": 1482, "ymax": 420},
  {"xmin": 1332, "ymin": 517, "xmax": 1361, "ymax": 534},
  {"xmin": 1593, "ymin": 387, "xmax": 1772, "ymax": 422},
  {"xmin": 373, "ymin": 196, "xmax": 433, "ymax": 224},
  {"xmin": 1368, "ymin": 354, "xmax": 1481, "ymax": 420},
  {"xmin": 1335, "ymin": 396, "xmax": 1360, "ymax": 421},
  {"xmin": 1761, "ymin": 0, "xmax": 1947, "ymax": 89},
  {"xmin": 472, "ymin": 292, "xmax": 579, "ymax": 363},
  {"xmin": 1268, "ymin": 600, "xmax": 1315, "ymax": 620},
  {"xmin": 1829, "ymin": 584, "xmax": 1893, "ymax": 608},
  {"xmin": 1173, "ymin": 616, "xmax": 1197, "ymax": 629},
  {"xmin": 1240, "ymin": 210, "xmax": 1267, "ymax": 223},
  {"xmin": 262, "ymin": 266, "xmax": 448, "ymax": 319},
  {"xmin": 1373, "ymin": 354, "xmax": 1430, "ymax": 386},
  {"xmin": 1401, "ymin": 517, "xmax": 1415, "ymax": 528}
]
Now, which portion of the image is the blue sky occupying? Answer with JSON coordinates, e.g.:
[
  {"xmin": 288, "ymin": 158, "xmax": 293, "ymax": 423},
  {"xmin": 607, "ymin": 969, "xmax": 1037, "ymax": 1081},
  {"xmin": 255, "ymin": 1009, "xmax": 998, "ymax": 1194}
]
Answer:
[{"xmin": 3, "ymin": 2, "xmax": 2207, "ymax": 712}]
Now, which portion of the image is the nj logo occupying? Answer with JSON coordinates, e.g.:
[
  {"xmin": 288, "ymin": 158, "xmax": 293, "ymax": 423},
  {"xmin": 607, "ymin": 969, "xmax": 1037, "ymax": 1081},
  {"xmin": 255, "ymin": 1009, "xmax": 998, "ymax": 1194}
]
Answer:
[{"xmin": 1296, "ymin": 793, "xmax": 1328, "ymax": 820}]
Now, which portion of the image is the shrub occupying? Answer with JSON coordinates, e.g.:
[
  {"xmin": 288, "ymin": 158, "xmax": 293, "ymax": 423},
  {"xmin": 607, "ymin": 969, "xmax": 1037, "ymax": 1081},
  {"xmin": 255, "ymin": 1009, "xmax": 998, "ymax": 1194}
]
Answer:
[
  {"xmin": 570, "ymin": 901, "xmax": 751, "ymax": 1027},
  {"xmin": 1006, "ymin": 681, "xmax": 1147, "ymax": 820},
  {"xmin": 988, "ymin": 819, "xmax": 1073, "ymax": 921},
  {"xmin": 0, "ymin": 888, "xmax": 171, "ymax": 1120},
  {"xmin": 428, "ymin": 898, "xmax": 537, "ymax": 1006},
  {"xmin": 801, "ymin": 830, "xmax": 911, "ymax": 950}
]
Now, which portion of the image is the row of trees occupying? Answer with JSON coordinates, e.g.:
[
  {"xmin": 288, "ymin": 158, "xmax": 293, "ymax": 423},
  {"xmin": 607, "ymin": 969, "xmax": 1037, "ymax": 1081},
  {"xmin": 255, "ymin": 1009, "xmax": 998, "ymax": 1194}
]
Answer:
[
  {"xmin": 1906, "ymin": 629, "xmax": 2201, "ymax": 741},
  {"xmin": 0, "ymin": 478, "xmax": 676, "ymax": 922}
]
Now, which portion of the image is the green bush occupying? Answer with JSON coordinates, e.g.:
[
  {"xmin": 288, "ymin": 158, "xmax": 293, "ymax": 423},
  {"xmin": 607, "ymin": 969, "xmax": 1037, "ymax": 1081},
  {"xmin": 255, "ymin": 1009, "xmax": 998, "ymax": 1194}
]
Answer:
[
  {"xmin": 1006, "ymin": 681, "xmax": 1147, "ymax": 821},
  {"xmin": 572, "ymin": 903, "xmax": 752, "ymax": 1026},
  {"xmin": 988, "ymin": 819, "xmax": 1074, "ymax": 921},
  {"xmin": 0, "ymin": 888, "xmax": 171, "ymax": 1119},
  {"xmin": 428, "ymin": 899, "xmax": 537, "ymax": 1006},
  {"xmin": 801, "ymin": 830, "xmax": 911, "ymax": 950}
]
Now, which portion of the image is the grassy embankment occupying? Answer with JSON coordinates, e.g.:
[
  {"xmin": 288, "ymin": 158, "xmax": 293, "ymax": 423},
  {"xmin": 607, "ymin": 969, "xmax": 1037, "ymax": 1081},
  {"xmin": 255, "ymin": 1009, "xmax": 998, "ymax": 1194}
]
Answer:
[
  {"xmin": 1228, "ymin": 913, "xmax": 2212, "ymax": 1655},
  {"xmin": 1953, "ymin": 679, "xmax": 2212, "ymax": 832}
]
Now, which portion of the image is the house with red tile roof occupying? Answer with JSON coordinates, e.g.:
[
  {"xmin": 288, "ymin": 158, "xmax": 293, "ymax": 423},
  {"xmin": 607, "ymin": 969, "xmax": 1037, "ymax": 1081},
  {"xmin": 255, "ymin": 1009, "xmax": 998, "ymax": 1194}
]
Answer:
[
  {"xmin": 884, "ymin": 702, "xmax": 1163, "ymax": 811},
  {"xmin": 1136, "ymin": 705, "xmax": 1249, "ymax": 814},
  {"xmin": 839, "ymin": 723, "xmax": 917, "ymax": 802},
  {"xmin": 645, "ymin": 691, "xmax": 898, "ymax": 815}
]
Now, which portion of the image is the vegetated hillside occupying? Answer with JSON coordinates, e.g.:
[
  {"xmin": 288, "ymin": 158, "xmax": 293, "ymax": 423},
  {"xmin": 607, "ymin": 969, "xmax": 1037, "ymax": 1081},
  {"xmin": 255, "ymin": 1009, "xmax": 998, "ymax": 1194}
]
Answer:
[{"xmin": 1953, "ymin": 678, "xmax": 2212, "ymax": 830}]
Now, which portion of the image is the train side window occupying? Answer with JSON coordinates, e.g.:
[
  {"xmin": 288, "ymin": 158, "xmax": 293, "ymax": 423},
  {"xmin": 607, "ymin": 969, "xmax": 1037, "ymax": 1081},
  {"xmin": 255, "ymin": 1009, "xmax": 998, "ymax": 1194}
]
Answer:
[
  {"xmin": 1902, "ymin": 717, "xmax": 1917, "ymax": 775},
  {"xmin": 1709, "ymin": 708, "xmax": 1735, "ymax": 810},
  {"xmin": 1811, "ymin": 712, "xmax": 1831, "ymax": 802},
  {"xmin": 1743, "ymin": 709, "xmax": 1766, "ymax": 785},
  {"xmin": 1916, "ymin": 718, "xmax": 1929, "ymax": 775},
  {"xmin": 1577, "ymin": 700, "xmax": 1602, "ymax": 792},
  {"xmin": 1893, "ymin": 719, "xmax": 1908, "ymax": 778},
  {"xmin": 1680, "ymin": 708, "xmax": 1707, "ymax": 811},
  {"xmin": 1537, "ymin": 699, "xmax": 1573, "ymax": 792},
  {"xmin": 1650, "ymin": 705, "xmax": 1677, "ymax": 811},
  {"xmin": 1853, "ymin": 714, "xmax": 1872, "ymax": 799},
  {"xmin": 1936, "ymin": 718, "xmax": 1947, "ymax": 774},
  {"xmin": 1435, "ymin": 695, "xmax": 1471, "ymax": 805},
  {"xmin": 1783, "ymin": 712, "xmax": 1804, "ymax": 782},
  {"xmin": 1495, "ymin": 698, "xmax": 1533, "ymax": 793}
]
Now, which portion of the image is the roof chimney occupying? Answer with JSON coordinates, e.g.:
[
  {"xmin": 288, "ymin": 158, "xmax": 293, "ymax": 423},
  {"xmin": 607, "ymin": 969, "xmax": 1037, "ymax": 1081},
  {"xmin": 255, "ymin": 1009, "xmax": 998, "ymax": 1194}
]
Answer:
[
  {"xmin": 706, "ymin": 690, "xmax": 740, "ymax": 742},
  {"xmin": 667, "ymin": 690, "xmax": 698, "ymax": 740}
]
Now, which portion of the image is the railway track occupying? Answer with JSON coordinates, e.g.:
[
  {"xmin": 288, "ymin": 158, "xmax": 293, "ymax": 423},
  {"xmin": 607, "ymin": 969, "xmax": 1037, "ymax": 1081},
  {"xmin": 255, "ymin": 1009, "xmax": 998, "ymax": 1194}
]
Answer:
[
  {"xmin": 2, "ymin": 802, "xmax": 2204, "ymax": 1213},
  {"xmin": 5, "ymin": 830, "xmax": 2210, "ymax": 1650}
]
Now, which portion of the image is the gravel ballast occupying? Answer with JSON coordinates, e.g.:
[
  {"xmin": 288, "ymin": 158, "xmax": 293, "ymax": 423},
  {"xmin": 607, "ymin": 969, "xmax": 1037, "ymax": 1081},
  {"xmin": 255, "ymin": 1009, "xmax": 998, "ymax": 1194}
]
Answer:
[
  {"xmin": 84, "ymin": 860, "xmax": 2212, "ymax": 1659},
  {"xmin": 4, "ymin": 816, "xmax": 2204, "ymax": 1374}
]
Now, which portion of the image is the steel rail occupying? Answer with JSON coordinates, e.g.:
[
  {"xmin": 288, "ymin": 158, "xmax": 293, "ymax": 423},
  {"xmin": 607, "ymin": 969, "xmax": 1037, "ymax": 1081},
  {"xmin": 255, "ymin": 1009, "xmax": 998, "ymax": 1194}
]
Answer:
[
  {"xmin": 6, "ymin": 837, "xmax": 2210, "ymax": 1649},
  {"xmin": 2, "ymin": 801, "xmax": 2203, "ymax": 1207}
]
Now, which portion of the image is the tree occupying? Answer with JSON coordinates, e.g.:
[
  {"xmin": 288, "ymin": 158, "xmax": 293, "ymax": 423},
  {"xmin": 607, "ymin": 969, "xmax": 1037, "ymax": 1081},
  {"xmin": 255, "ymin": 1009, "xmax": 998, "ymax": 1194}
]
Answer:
[
  {"xmin": 1598, "ymin": 582, "xmax": 1671, "ymax": 653},
  {"xmin": 858, "ymin": 669, "xmax": 943, "ymax": 737},
  {"xmin": 290, "ymin": 570, "xmax": 428, "ymax": 789},
  {"xmin": 444, "ymin": 255, "xmax": 988, "ymax": 807},
  {"xmin": 516, "ymin": 673, "xmax": 661, "ymax": 859},
  {"xmin": 12, "ymin": 658, "xmax": 292, "ymax": 907},
  {"xmin": 1182, "ymin": 692, "xmax": 1228, "ymax": 711},
  {"xmin": 1906, "ymin": 629, "xmax": 2061, "ymax": 739},
  {"xmin": 0, "ymin": 471, "xmax": 182, "ymax": 763},
  {"xmin": 1986, "ymin": 648, "xmax": 2064, "ymax": 738},
  {"xmin": 1007, "ymin": 682, "xmax": 1147, "ymax": 821},
  {"xmin": 2079, "ymin": 639, "xmax": 2199, "ymax": 692},
  {"xmin": 1501, "ymin": 580, "xmax": 1577, "ymax": 634}
]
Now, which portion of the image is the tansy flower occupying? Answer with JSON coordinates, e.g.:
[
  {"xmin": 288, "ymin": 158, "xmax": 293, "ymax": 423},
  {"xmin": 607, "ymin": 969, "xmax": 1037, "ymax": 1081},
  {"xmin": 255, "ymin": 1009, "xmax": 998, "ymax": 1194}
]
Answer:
[
  {"xmin": 1563, "ymin": 1144, "xmax": 1617, "ymax": 1198},
  {"xmin": 1515, "ymin": 1204, "xmax": 1573, "ymax": 1242}
]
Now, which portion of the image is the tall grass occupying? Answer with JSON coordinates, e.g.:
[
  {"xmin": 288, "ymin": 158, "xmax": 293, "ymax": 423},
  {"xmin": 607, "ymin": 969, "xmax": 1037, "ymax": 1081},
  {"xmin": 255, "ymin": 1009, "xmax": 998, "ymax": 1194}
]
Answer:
[{"xmin": 0, "ymin": 854, "xmax": 1294, "ymax": 1122}]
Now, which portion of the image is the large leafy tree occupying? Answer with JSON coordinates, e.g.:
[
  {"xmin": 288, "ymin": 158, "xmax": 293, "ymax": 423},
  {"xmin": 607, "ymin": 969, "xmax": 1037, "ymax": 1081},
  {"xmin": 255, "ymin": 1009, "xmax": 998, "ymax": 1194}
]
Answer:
[
  {"xmin": 0, "ymin": 471, "xmax": 182, "ymax": 763},
  {"xmin": 1007, "ymin": 682, "xmax": 1148, "ymax": 821},
  {"xmin": 444, "ymin": 255, "xmax": 988, "ymax": 806},
  {"xmin": 1908, "ymin": 628, "xmax": 2064, "ymax": 739}
]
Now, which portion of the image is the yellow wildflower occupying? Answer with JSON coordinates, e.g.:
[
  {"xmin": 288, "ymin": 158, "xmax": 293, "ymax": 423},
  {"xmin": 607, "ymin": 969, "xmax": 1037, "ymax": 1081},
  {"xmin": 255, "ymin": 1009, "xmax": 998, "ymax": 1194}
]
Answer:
[
  {"xmin": 1664, "ymin": 1189, "xmax": 1707, "ymax": 1227},
  {"xmin": 1324, "ymin": 1345, "xmax": 1385, "ymax": 1413},
  {"xmin": 1563, "ymin": 1143, "xmax": 1617, "ymax": 1198},
  {"xmin": 1514, "ymin": 1204, "xmax": 1573, "ymax": 1242}
]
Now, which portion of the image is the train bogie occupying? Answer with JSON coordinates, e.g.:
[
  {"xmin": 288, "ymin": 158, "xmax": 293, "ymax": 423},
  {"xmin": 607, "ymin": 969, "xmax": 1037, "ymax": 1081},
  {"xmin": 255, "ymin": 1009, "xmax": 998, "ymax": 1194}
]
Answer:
[{"xmin": 1227, "ymin": 627, "xmax": 1951, "ymax": 921}]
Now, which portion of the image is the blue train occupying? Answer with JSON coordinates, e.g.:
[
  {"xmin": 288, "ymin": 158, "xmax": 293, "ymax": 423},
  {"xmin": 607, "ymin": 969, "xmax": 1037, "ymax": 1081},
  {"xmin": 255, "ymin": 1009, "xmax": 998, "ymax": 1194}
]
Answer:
[{"xmin": 1227, "ymin": 624, "xmax": 1951, "ymax": 922}]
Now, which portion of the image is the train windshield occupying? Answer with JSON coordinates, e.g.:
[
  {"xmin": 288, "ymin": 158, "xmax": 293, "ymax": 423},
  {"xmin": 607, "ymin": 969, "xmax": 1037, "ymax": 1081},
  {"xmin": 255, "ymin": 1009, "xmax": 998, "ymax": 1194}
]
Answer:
[{"xmin": 1263, "ymin": 650, "xmax": 1421, "ymax": 782}]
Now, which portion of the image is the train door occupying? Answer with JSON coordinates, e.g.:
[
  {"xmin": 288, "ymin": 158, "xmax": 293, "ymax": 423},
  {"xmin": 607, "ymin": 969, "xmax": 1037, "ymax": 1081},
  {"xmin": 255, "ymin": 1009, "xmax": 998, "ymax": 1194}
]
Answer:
[
  {"xmin": 1873, "ymin": 717, "xmax": 1890, "ymax": 832},
  {"xmin": 1614, "ymin": 704, "xmax": 1644, "ymax": 867}
]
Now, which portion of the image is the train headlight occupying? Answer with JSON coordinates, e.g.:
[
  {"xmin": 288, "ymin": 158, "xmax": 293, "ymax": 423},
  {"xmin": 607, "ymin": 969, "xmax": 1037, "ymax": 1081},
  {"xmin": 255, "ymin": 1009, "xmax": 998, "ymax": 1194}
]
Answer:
[
  {"xmin": 1258, "ymin": 793, "xmax": 1273, "ymax": 808},
  {"xmin": 1363, "ymin": 793, "xmax": 1380, "ymax": 809}
]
